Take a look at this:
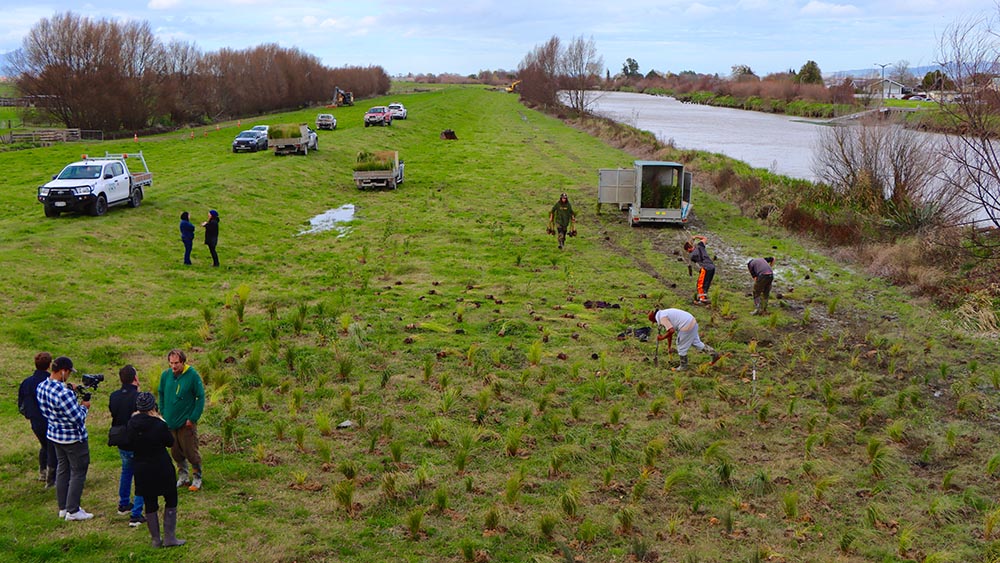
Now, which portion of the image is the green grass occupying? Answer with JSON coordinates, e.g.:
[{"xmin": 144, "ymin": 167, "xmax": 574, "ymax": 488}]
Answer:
[{"xmin": 0, "ymin": 84, "xmax": 997, "ymax": 562}]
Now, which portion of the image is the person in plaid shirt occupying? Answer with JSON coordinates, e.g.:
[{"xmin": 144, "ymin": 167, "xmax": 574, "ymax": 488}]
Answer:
[{"xmin": 36, "ymin": 356, "xmax": 93, "ymax": 521}]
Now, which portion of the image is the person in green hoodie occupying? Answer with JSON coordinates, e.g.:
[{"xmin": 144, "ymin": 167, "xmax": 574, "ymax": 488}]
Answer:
[{"xmin": 158, "ymin": 349, "xmax": 205, "ymax": 492}]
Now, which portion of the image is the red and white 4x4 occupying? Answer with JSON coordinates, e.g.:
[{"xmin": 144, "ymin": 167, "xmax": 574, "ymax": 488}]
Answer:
[{"xmin": 364, "ymin": 106, "xmax": 392, "ymax": 127}]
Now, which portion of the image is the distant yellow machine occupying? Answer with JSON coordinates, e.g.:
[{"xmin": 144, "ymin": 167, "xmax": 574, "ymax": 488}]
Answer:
[{"xmin": 505, "ymin": 80, "xmax": 521, "ymax": 93}]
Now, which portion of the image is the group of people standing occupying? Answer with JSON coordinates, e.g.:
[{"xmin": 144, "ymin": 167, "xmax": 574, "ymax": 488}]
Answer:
[
  {"xmin": 180, "ymin": 209, "xmax": 220, "ymax": 267},
  {"xmin": 18, "ymin": 349, "xmax": 206, "ymax": 548}
]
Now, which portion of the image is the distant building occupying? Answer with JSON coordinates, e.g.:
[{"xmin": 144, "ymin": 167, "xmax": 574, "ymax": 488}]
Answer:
[{"xmin": 868, "ymin": 78, "xmax": 908, "ymax": 99}]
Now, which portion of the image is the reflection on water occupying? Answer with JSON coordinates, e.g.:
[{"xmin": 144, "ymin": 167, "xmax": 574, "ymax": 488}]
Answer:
[{"xmin": 298, "ymin": 204, "xmax": 356, "ymax": 237}]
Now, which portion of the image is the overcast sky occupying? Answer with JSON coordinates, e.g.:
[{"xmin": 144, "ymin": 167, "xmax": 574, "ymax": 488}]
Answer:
[{"xmin": 1, "ymin": 1, "xmax": 996, "ymax": 78}]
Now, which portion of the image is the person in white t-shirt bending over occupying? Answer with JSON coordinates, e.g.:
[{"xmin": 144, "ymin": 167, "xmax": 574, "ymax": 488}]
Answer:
[{"xmin": 648, "ymin": 308, "xmax": 720, "ymax": 371}]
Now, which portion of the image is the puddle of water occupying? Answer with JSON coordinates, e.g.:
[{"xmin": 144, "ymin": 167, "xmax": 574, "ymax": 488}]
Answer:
[{"xmin": 298, "ymin": 204, "xmax": 356, "ymax": 237}]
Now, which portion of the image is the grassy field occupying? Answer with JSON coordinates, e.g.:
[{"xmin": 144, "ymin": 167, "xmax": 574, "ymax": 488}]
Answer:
[{"xmin": 1, "ymin": 85, "xmax": 998, "ymax": 563}]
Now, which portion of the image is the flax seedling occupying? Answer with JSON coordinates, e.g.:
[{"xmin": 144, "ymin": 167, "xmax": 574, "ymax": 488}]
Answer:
[
  {"xmin": 474, "ymin": 390, "xmax": 491, "ymax": 424},
  {"xmin": 333, "ymin": 479, "xmax": 356, "ymax": 518},
  {"xmin": 577, "ymin": 518, "xmax": 598, "ymax": 543},
  {"xmin": 602, "ymin": 466, "xmax": 614, "ymax": 488},
  {"xmin": 221, "ymin": 312, "xmax": 241, "ymax": 343},
  {"xmin": 527, "ymin": 340, "xmax": 543, "ymax": 365},
  {"xmin": 570, "ymin": 401, "xmax": 582, "ymax": 420},
  {"xmin": 274, "ymin": 419, "xmax": 286, "ymax": 440},
  {"xmin": 459, "ymin": 539, "xmax": 477, "ymax": 563},
  {"xmin": 609, "ymin": 404, "xmax": 622, "ymax": 425},
  {"xmin": 440, "ymin": 387, "xmax": 459, "ymax": 414},
  {"xmin": 294, "ymin": 424, "xmax": 306, "ymax": 451},
  {"xmin": 422, "ymin": 355, "xmax": 434, "ymax": 383},
  {"xmin": 814, "ymin": 474, "xmax": 840, "ymax": 502},
  {"xmin": 615, "ymin": 505, "xmax": 636, "ymax": 535},
  {"xmin": 432, "ymin": 484, "xmax": 448, "ymax": 513},
  {"xmin": 984, "ymin": 507, "xmax": 1000, "ymax": 540},
  {"xmin": 405, "ymin": 507, "xmax": 424, "ymax": 540},
  {"xmin": 504, "ymin": 427, "xmax": 524, "ymax": 457},
  {"xmin": 427, "ymin": 418, "xmax": 446, "ymax": 444},
  {"xmin": 291, "ymin": 470, "xmax": 307, "ymax": 486},
  {"xmin": 504, "ymin": 472, "xmax": 523, "ymax": 505},
  {"xmin": 255, "ymin": 389, "xmax": 265, "ymax": 411},
  {"xmin": 538, "ymin": 513, "xmax": 558, "ymax": 540},
  {"xmin": 484, "ymin": 505, "xmax": 501, "ymax": 530},
  {"xmin": 314, "ymin": 412, "xmax": 332, "ymax": 436},
  {"xmin": 885, "ymin": 419, "xmax": 907, "ymax": 443},
  {"xmin": 867, "ymin": 438, "xmax": 890, "ymax": 478},
  {"xmin": 380, "ymin": 472, "xmax": 399, "ymax": 500},
  {"xmin": 315, "ymin": 440, "xmax": 332, "ymax": 463},
  {"xmin": 649, "ymin": 396, "xmax": 666, "ymax": 418},
  {"xmin": 560, "ymin": 487, "xmax": 580, "ymax": 519},
  {"xmin": 338, "ymin": 458, "xmax": 359, "ymax": 480},
  {"xmin": 389, "ymin": 441, "xmax": 404, "ymax": 464},
  {"xmin": 782, "ymin": 490, "xmax": 799, "ymax": 520}
]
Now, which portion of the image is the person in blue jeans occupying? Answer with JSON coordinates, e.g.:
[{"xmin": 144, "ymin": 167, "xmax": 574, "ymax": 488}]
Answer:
[
  {"xmin": 179, "ymin": 212, "xmax": 195, "ymax": 265},
  {"xmin": 108, "ymin": 365, "xmax": 145, "ymax": 526}
]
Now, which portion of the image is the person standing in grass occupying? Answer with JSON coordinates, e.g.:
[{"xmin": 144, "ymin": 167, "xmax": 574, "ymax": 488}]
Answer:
[
  {"xmin": 649, "ymin": 308, "xmax": 719, "ymax": 371},
  {"xmin": 548, "ymin": 193, "xmax": 576, "ymax": 250},
  {"xmin": 36, "ymin": 356, "xmax": 93, "ymax": 521},
  {"xmin": 179, "ymin": 212, "xmax": 195, "ymax": 266},
  {"xmin": 202, "ymin": 209, "xmax": 220, "ymax": 267},
  {"xmin": 684, "ymin": 235, "xmax": 715, "ymax": 304},
  {"xmin": 747, "ymin": 257, "xmax": 775, "ymax": 315},
  {"xmin": 127, "ymin": 392, "xmax": 185, "ymax": 548},
  {"xmin": 108, "ymin": 365, "xmax": 145, "ymax": 527},
  {"xmin": 158, "ymin": 349, "xmax": 205, "ymax": 492},
  {"xmin": 18, "ymin": 351, "xmax": 56, "ymax": 487}
]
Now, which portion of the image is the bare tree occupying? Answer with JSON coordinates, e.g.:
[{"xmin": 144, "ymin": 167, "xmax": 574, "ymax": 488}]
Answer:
[
  {"xmin": 812, "ymin": 116, "xmax": 965, "ymax": 233},
  {"xmin": 560, "ymin": 35, "xmax": 604, "ymax": 113},
  {"xmin": 935, "ymin": 12, "xmax": 1000, "ymax": 229},
  {"xmin": 518, "ymin": 36, "xmax": 561, "ymax": 107}
]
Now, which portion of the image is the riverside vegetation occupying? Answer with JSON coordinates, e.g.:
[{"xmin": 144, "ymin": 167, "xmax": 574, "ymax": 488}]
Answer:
[{"xmin": 1, "ymin": 85, "xmax": 998, "ymax": 563}]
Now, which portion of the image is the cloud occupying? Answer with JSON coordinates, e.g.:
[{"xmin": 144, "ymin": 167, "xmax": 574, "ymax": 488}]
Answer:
[
  {"xmin": 685, "ymin": 2, "xmax": 719, "ymax": 17},
  {"xmin": 148, "ymin": 0, "xmax": 181, "ymax": 9},
  {"xmin": 800, "ymin": 1, "xmax": 861, "ymax": 17}
]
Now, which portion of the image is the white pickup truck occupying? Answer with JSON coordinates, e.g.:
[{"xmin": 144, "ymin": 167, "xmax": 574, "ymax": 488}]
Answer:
[{"xmin": 37, "ymin": 152, "xmax": 152, "ymax": 217}]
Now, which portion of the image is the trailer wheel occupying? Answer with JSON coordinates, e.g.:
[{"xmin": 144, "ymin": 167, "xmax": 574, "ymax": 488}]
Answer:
[
  {"xmin": 89, "ymin": 194, "xmax": 108, "ymax": 217},
  {"xmin": 128, "ymin": 188, "xmax": 143, "ymax": 208},
  {"xmin": 44, "ymin": 205, "xmax": 60, "ymax": 218}
]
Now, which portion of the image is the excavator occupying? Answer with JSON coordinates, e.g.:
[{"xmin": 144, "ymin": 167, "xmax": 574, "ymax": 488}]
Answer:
[
  {"xmin": 333, "ymin": 87, "xmax": 354, "ymax": 106},
  {"xmin": 505, "ymin": 80, "xmax": 521, "ymax": 93}
]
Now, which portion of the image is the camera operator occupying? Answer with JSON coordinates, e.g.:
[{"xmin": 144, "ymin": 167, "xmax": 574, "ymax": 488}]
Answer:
[{"xmin": 35, "ymin": 356, "xmax": 93, "ymax": 521}]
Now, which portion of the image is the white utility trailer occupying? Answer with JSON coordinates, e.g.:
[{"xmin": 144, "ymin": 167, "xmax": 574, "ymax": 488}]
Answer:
[{"xmin": 598, "ymin": 160, "xmax": 692, "ymax": 226}]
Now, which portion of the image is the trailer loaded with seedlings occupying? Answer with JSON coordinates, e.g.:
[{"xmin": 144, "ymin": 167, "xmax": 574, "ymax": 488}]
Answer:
[
  {"xmin": 597, "ymin": 160, "xmax": 692, "ymax": 226},
  {"xmin": 270, "ymin": 124, "xmax": 318, "ymax": 156},
  {"xmin": 352, "ymin": 150, "xmax": 405, "ymax": 190}
]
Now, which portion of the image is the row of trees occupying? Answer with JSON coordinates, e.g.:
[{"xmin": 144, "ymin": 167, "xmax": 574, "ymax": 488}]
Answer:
[{"xmin": 7, "ymin": 12, "xmax": 390, "ymax": 131}]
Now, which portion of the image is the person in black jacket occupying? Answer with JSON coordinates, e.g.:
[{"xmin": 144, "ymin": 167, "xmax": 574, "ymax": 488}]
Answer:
[
  {"xmin": 108, "ymin": 365, "xmax": 145, "ymax": 526},
  {"xmin": 684, "ymin": 235, "xmax": 715, "ymax": 304},
  {"xmin": 202, "ymin": 209, "xmax": 220, "ymax": 267},
  {"xmin": 18, "ymin": 352, "xmax": 56, "ymax": 486},
  {"xmin": 179, "ymin": 212, "xmax": 195, "ymax": 266},
  {"xmin": 127, "ymin": 392, "xmax": 186, "ymax": 548}
]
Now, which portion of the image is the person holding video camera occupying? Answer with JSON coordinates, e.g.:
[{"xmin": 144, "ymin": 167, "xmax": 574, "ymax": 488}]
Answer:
[
  {"xmin": 158, "ymin": 349, "xmax": 205, "ymax": 491},
  {"xmin": 35, "ymin": 356, "xmax": 93, "ymax": 521}
]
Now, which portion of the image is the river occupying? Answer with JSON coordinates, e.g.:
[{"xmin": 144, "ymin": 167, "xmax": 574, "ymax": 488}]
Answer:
[{"xmin": 587, "ymin": 91, "xmax": 826, "ymax": 182}]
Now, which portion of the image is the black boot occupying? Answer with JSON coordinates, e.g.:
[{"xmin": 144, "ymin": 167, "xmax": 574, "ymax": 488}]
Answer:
[
  {"xmin": 146, "ymin": 511, "xmax": 162, "ymax": 548},
  {"xmin": 162, "ymin": 507, "xmax": 186, "ymax": 547},
  {"xmin": 672, "ymin": 355, "xmax": 689, "ymax": 371},
  {"xmin": 45, "ymin": 467, "xmax": 56, "ymax": 489}
]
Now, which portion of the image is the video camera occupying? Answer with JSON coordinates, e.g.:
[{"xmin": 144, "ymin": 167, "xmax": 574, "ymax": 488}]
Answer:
[{"xmin": 74, "ymin": 373, "xmax": 104, "ymax": 402}]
